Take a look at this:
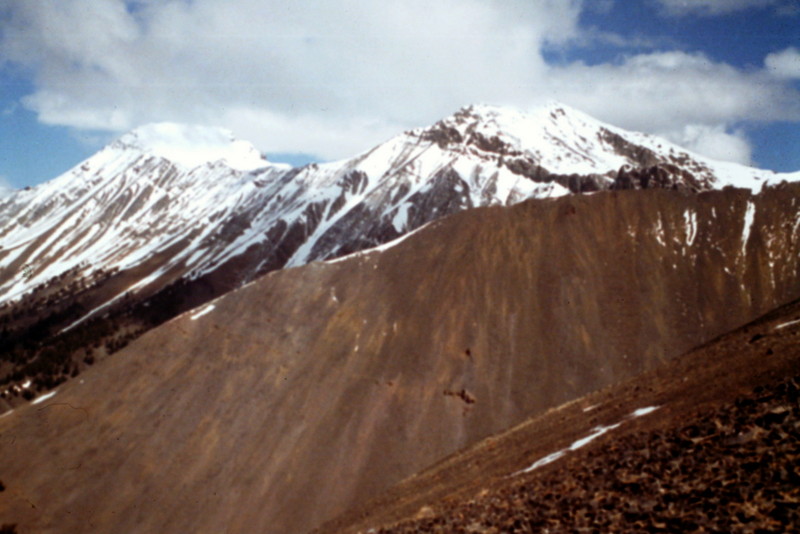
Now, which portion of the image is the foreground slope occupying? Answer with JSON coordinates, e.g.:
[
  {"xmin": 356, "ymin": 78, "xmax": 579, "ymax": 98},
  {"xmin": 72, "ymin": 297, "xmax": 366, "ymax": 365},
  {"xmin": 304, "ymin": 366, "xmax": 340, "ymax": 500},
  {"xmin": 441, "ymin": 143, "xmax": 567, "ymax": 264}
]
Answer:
[
  {"xmin": 1, "ymin": 185, "xmax": 800, "ymax": 533},
  {"xmin": 318, "ymin": 299, "xmax": 800, "ymax": 533}
]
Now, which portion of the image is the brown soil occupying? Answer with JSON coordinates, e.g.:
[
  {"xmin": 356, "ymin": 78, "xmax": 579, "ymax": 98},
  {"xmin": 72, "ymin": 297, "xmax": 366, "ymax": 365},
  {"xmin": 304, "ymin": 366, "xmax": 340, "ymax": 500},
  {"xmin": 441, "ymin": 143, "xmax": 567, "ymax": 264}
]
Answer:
[
  {"xmin": 1, "ymin": 187, "xmax": 799, "ymax": 534},
  {"xmin": 317, "ymin": 298, "xmax": 800, "ymax": 533}
]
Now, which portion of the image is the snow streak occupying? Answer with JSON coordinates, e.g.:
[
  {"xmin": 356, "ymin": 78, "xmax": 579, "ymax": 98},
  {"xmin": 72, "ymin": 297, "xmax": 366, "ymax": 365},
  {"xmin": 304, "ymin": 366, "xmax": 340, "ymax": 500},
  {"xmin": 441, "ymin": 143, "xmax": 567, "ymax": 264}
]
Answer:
[{"xmin": 514, "ymin": 405, "xmax": 660, "ymax": 476}]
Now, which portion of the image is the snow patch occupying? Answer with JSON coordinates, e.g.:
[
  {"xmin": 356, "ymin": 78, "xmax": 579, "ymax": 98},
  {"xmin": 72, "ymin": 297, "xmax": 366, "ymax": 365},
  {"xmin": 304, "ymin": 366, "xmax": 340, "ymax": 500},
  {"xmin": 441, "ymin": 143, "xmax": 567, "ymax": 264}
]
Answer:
[
  {"xmin": 190, "ymin": 304, "xmax": 215, "ymax": 320},
  {"xmin": 392, "ymin": 204, "xmax": 410, "ymax": 233},
  {"xmin": 775, "ymin": 318, "xmax": 800, "ymax": 330},
  {"xmin": 653, "ymin": 217, "xmax": 666, "ymax": 247},
  {"xmin": 325, "ymin": 221, "xmax": 434, "ymax": 265},
  {"xmin": 741, "ymin": 201, "xmax": 756, "ymax": 256},
  {"xmin": 61, "ymin": 288, "xmax": 136, "ymax": 333},
  {"xmin": 631, "ymin": 406, "xmax": 660, "ymax": 418},
  {"xmin": 514, "ymin": 405, "xmax": 660, "ymax": 475},
  {"xmin": 31, "ymin": 391, "xmax": 57, "ymax": 405},
  {"xmin": 519, "ymin": 450, "xmax": 566, "ymax": 472},
  {"xmin": 569, "ymin": 421, "xmax": 624, "ymax": 451},
  {"xmin": 684, "ymin": 210, "xmax": 697, "ymax": 246},
  {"xmin": 368, "ymin": 221, "xmax": 433, "ymax": 253}
]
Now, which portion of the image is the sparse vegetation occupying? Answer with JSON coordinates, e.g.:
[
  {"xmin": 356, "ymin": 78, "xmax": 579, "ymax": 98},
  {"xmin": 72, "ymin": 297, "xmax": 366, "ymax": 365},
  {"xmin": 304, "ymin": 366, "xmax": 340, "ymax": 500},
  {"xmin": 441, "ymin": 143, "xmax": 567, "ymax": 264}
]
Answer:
[{"xmin": 0, "ymin": 265, "xmax": 224, "ymax": 402}]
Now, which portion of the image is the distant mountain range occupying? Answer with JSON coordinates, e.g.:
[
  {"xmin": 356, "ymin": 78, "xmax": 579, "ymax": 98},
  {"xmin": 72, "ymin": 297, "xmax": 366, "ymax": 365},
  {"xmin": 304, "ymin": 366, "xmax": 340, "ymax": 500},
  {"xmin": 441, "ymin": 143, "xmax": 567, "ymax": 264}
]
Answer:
[{"xmin": 2, "ymin": 102, "xmax": 796, "ymax": 309}]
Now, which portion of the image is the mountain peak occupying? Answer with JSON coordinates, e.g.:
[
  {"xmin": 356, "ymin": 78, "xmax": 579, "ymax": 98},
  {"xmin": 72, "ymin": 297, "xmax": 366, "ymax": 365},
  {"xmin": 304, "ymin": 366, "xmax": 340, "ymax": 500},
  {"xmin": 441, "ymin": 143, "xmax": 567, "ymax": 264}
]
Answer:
[
  {"xmin": 112, "ymin": 122, "xmax": 268, "ymax": 171},
  {"xmin": 450, "ymin": 101, "xmax": 582, "ymax": 122}
]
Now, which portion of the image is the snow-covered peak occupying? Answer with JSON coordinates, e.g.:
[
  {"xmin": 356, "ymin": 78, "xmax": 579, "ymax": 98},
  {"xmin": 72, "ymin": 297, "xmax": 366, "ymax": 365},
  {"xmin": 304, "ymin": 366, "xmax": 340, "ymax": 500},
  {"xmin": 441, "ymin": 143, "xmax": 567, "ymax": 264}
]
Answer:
[
  {"xmin": 427, "ymin": 101, "xmax": 785, "ymax": 190},
  {"xmin": 112, "ymin": 122, "xmax": 268, "ymax": 171},
  {"xmin": 416, "ymin": 101, "xmax": 632, "ymax": 177},
  {"xmin": 446, "ymin": 100, "xmax": 595, "ymax": 135},
  {"xmin": 0, "ymin": 183, "xmax": 14, "ymax": 199}
]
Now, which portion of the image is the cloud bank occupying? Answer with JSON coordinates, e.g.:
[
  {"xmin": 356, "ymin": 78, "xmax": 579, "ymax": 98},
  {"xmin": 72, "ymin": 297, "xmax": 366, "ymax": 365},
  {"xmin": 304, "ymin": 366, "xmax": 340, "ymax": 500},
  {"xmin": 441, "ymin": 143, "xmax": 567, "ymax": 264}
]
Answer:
[{"xmin": 1, "ymin": 0, "xmax": 799, "ymax": 167}]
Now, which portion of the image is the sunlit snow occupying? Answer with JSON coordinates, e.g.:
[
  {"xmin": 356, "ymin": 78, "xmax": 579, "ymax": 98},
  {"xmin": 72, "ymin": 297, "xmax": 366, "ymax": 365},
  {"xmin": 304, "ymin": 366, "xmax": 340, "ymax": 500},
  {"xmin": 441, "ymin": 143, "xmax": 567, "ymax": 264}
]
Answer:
[
  {"xmin": 741, "ymin": 200, "xmax": 756, "ymax": 256},
  {"xmin": 2, "ymin": 102, "xmax": 798, "ymax": 315},
  {"xmin": 514, "ymin": 405, "xmax": 661, "ymax": 475},
  {"xmin": 630, "ymin": 406, "xmax": 660, "ymax": 417},
  {"xmin": 117, "ymin": 123, "xmax": 268, "ymax": 171},
  {"xmin": 190, "ymin": 304, "xmax": 215, "ymax": 320},
  {"xmin": 684, "ymin": 210, "xmax": 697, "ymax": 247},
  {"xmin": 325, "ymin": 221, "xmax": 435, "ymax": 264},
  {"xmin": 775, "ymin": 318, "xmax": 800, "ymax": 330},
  {"xmin": 31, "ymin": 391, "xmax": 57, "ymax": 405}
]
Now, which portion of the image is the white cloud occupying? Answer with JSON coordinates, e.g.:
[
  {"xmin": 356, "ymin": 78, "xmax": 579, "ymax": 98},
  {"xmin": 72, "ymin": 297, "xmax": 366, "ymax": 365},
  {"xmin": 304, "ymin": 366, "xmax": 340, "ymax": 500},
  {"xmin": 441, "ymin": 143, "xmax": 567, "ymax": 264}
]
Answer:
[
  {"xmin": 219, "ymin": 107, "xmax": 405, "ymax": 162},
  {"xmin": 0, "ymin": 0, "xmax": 582, "ymax": 158},
  {"xmin": 1, "ymin": 0, "xmax": 799, "ymax": 168},
  {"xmin": 546, "ymin": 50, "xmax": 800, "ymax": 131},
  {"xmin": 540, "ymin": 51, "xmax": 799, "ymax": 166},
  {"xmin": 663, "ymin": 124, "xmax": 752, "ymax": 165},
  {"xmin": 655, "ymin": 0, "xmax": 782, "ymax": 16},
  {"xmin": 765, "ymin": 47, "xmax": 800, "ymax": 79}
]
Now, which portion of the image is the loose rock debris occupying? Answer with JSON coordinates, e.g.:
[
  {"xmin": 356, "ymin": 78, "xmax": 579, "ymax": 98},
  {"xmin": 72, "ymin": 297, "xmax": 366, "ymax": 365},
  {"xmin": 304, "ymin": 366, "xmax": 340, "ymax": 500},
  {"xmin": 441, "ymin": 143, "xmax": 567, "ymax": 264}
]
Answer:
[{"xmin": 371, "ymin": 376, "xmax": 800, "ymax": 533}]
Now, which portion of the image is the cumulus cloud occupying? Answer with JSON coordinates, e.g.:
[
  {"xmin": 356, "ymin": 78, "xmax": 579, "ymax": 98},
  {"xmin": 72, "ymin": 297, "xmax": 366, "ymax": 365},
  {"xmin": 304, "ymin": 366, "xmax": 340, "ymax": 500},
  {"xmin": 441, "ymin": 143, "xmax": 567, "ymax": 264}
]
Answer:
[
  {"xmin": 0, "ymin": 0, "xmax": 581, "ymax": 158},
  {"xmin": 543, "ymin": 50, "xmax": 800, "ymax": 166},
  {"xmin": 1, "ymin": 0, "xmax": 799, "ymax": 168},
  {"xmin": 765, "ymin": 47, "xmax": 800, "ymax": 78},
  {"xmin": 547, "ymin": 51, "xmax": 797, "ymax": 127},
  {"xmin": 655, "ymin": 0, "xmax": 783, "ymax": 16},
  {"xmin": 664, "ymin": 125, "xmax": 753, "ymax": 165}
]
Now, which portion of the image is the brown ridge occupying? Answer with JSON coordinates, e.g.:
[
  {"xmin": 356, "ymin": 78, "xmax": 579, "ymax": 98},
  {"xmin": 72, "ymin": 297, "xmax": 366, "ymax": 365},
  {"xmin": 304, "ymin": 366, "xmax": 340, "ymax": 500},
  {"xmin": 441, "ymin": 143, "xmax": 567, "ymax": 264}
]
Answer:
[{"xmin": 0, "ymin": 186, "xmax": 799, "ymax": 533}]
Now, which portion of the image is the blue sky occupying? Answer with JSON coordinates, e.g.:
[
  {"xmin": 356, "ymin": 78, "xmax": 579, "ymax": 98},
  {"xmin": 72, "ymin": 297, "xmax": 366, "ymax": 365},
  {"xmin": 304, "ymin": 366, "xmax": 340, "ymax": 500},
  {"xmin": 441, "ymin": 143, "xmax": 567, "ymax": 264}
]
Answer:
[{"xmin": 1, "ymin": 0, "xmax": 798, "ymax": 190}]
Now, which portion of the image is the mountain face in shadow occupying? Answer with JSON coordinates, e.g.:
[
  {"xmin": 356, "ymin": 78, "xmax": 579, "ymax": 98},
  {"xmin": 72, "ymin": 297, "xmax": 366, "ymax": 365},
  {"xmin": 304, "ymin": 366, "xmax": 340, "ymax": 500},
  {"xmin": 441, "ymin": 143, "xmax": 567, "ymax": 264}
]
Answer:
[{"xmin": 1, "ymin": 184, "xmax": 799, "ymax": 533}]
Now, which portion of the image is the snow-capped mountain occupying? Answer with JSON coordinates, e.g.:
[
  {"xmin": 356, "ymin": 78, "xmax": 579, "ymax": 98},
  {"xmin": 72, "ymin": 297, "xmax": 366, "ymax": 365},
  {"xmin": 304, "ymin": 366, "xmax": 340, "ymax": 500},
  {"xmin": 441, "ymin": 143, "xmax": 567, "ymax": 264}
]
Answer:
[
  {"xmin": 0, "ymin": 102, "xmax": 797, "ymax": 398},
  {"xmin": 1, "ymin": 103, "xmax": 794, "ymax": 308},
  {"xmin": 0, "ymin": 183, "xmax": 13, "ymax": 200}
]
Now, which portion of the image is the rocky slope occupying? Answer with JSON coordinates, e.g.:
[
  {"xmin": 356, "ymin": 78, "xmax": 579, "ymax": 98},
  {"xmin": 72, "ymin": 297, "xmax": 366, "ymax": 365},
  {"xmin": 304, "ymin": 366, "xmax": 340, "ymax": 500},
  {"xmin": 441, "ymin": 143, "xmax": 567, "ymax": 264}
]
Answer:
[
  {"xmin": 0, "ymin": 184, "xmax": 799, "ymax": 533},
  {"xmin": 317, "ymin": 298, "xmax": 800, "ymax": 534}
]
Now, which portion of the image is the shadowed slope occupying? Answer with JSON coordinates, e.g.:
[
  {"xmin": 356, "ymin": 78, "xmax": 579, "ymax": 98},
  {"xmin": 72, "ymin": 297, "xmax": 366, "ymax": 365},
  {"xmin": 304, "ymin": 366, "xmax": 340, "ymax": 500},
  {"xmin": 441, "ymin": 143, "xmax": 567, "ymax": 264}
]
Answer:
[{"xmin": 1, "ymin": 185, "xmax": 799, "ymax": 533}]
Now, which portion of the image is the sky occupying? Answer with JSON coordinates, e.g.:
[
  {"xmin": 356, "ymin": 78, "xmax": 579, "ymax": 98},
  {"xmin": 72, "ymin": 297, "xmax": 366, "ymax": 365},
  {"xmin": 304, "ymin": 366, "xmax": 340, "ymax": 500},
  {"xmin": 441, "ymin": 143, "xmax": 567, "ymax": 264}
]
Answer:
[{"xmin": 0, "ymin": 0, "xmax": 799, "ymax": 191}]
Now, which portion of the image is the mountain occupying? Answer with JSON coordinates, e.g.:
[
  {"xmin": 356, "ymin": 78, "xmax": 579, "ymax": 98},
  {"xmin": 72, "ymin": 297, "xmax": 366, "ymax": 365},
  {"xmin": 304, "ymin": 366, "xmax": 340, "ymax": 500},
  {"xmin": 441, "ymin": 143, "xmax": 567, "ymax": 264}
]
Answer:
[
  {"xmin": 315, "ymin": 297, "xmax": 800, "ymax": 534},
  {"xmin": 1, "ymin": 103, "xmax": 794, "ymax": 308},
  {"xmin": 1, "ymin": 103, "xmax": 798, "ymax": 400},
  {"xmin": 1, "ymin": 183, "xmax": 799, "ymax": 533}
]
